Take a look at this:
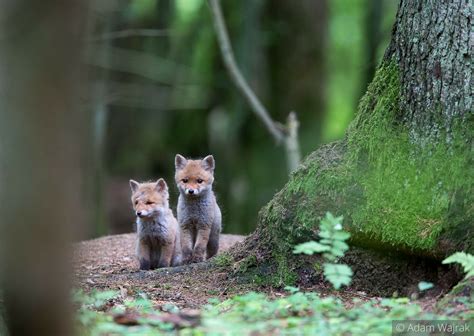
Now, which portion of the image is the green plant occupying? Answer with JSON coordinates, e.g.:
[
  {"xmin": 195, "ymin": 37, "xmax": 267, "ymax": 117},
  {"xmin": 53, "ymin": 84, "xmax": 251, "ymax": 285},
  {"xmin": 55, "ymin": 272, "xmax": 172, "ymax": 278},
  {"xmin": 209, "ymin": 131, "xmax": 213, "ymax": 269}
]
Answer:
[
  {"xmin": 74, "ymin": 287, "xmax": 473, "ymax": 335},
  {"xmin": 442, "ymin": 252, "xmax": 474, "ymax": 279},
  {"xmin": 417, "ymin": 281, "xmax": 434, "ymax": 291},
  {"xmin": 293, "ymin": 212, "xmax": 353, "ymax": 289}
]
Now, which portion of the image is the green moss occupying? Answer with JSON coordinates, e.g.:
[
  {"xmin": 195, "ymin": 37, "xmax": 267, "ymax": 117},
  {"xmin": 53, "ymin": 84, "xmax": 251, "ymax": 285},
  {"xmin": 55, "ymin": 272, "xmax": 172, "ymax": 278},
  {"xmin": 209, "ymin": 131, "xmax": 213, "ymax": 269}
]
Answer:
[
  {"xmin": 212, "ymin": 252, "xmax": 234, "ymax": 268},
  {"xmin": 346, "ymin": 61, "xmax": 473, "ymax": 252},
  {"xmin": 235, "ymin": 255, "xmax": 257, "ymax": 273},
  {"xmin": 350, "ymin": 134, "xmax": 472, "ymax": 250},
  {"xmin": 262, "ymin": 61, "xmax": 471, "ymax": 257},
  {"xmin": 437, "ymin": 278, "xmax": 474, "ymax": 315},
  {"xmin": 251, "ymin": 61, "xmax": 472, "ymax": 285}
]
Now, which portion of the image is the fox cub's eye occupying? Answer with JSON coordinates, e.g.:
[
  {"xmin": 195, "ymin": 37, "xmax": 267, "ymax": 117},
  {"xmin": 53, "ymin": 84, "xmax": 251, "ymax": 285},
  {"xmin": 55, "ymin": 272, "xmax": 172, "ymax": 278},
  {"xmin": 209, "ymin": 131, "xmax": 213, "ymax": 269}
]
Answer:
[
  {"xmin": 197, "ymin": 179, "xmax": 203, "ymax": 184},
  {"xmin": 146, "ymin": 201, "xmax": 154, "ymax": 205},
  {"xmin": 134, "ymin": 201, "xmax": 138, "ymax": 205},
  {"xmin": 182, "ymin": 178, "xmax": 188, "ymax": 183}
]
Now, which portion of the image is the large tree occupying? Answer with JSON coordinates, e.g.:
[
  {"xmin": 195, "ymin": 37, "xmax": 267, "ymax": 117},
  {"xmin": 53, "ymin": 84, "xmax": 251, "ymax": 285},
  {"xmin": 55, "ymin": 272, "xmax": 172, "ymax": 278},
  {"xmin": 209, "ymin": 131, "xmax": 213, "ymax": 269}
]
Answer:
[{"xmin": 232, "ymin": 0, "xmax": 472, "ymax": 292}]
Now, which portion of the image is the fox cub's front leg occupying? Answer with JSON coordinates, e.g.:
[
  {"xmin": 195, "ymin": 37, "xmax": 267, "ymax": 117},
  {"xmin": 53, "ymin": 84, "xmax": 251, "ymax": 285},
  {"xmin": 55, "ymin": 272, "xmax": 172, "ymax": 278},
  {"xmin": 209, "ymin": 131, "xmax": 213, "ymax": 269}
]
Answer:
[
  {"xmin": 137, "ymin": 240, "xmax": 151, "ymax": 270},
  {"xmin": 192, "ymin": 227, "xmax": 211, "ymax": 263},
  {"xmin": 157, "ymin": 242, "xmax": 174, "ymax": 268},
  {"xmin": 181, "ymin": 228, "xmax": 194, "ymax": 264}
]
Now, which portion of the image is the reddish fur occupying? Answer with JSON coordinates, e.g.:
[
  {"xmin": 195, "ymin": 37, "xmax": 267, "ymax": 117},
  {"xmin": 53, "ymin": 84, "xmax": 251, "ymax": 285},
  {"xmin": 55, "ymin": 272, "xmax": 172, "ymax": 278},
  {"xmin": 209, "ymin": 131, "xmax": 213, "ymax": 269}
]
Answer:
[
  {"xmin": 175, "ymin": 160, "xmax": 213, "ymax": 191},
  {"xmin": 129, "ymin": 179, "xmax": 181, "ymax": 269},
  {"xmin": 131, "ymin": 183, "xmax": 168, "ymax": 213}
]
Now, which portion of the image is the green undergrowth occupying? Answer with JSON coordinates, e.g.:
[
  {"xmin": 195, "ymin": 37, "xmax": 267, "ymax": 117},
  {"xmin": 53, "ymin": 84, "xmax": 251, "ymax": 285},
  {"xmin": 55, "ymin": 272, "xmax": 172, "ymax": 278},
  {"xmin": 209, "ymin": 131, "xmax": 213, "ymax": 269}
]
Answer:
[
  {"xmin": 73, "ymin": 253, "xmax": 474, "ymax": 334},
  {"xmin": 74, "ymin": 287, "xmax": 474, "ymax": 336},
  {"xmin": 257, "ymin": 61, "xmax": 473, "ymax": 280},
  {"xmin": 294, "ymin": 213, "xmax": 353, "ymax": 290}
]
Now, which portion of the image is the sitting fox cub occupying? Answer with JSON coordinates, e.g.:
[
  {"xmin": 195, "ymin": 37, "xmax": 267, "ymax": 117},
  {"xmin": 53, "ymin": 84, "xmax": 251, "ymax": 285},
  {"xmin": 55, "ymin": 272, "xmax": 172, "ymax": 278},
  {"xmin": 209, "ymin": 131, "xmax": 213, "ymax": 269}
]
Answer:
[
  {"xmin": 130, "ymin": 178, "xmax": 181, "ymax": 270},
  {"xmin": 175, "ymin": 154, "xmax": 222, "ymax": 264}
]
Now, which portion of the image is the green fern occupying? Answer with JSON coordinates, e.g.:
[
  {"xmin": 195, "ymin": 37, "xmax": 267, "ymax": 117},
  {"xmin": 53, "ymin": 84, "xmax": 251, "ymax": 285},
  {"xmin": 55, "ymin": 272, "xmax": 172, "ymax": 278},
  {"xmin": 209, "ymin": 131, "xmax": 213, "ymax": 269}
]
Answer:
[
  {"xmin": 292, "ymin": 241, "xmax": 330, "ymax": 255},
  {"xmin": 442, "ymin": 252, "xmax": 474, "ymax": 279},
  {"xmin": 293, "ymin": 212, "xmax": 353, "ymax": 290},
  {"xmin": 324, "ymin": 264, "xmax": 353, "ymax": 290}
]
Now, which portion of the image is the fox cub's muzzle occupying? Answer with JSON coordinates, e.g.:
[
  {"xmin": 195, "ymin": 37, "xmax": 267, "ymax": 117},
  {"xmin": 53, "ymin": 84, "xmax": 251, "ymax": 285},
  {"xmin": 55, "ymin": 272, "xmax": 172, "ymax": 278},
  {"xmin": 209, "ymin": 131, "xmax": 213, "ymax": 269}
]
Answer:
[{"xmin": 185, "ymin": 188, "xmax": 199, "ymax": 195}]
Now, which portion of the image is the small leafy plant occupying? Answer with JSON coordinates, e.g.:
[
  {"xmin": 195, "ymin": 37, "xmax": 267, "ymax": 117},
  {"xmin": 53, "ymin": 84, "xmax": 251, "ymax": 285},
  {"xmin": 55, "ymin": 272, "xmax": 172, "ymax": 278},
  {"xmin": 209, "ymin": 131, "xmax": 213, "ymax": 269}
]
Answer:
[
  {"xmin": 293, "ymin": 212, "xmax": 353, "ymax": 289},
  {"xmin": 442, "ymin": 251, "xmax": 474, "ymax": 279},
  {"xmin": 74, "ymin": 287, "xmax": 473, "ymax": 336}
]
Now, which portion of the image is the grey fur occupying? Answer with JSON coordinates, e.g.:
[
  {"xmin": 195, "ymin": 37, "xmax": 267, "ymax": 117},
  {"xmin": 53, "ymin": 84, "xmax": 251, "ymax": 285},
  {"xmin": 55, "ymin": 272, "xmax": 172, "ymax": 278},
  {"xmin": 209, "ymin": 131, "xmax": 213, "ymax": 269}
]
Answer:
[
  {"xmin": 129, "ymin": 179, "xmax": 140, "ymax": 193},
  {"xmin": 175, "ymin": 154, "xmax": 187, "ymax": 170},
  {"xmin": 177, "ymin": 189, "xmax": 222, "ymax": 262},
  {"xmin": 175, "ymin": 154, "xmax": 222, "ymax": 263},
  {"xmin": 135, "ymin": 207, "xmax": 182, "ymax": 269}
]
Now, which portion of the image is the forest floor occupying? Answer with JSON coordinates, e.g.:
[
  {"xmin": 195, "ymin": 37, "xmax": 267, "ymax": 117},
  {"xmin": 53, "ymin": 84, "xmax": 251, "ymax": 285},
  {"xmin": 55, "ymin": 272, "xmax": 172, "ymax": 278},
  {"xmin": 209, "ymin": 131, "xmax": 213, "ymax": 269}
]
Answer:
[
  {"xmin": 74, "ymin": 233, "xmax": 444, "ymax": 312},
  {"xmin": 74, "ymin": 233, "xmax": 248, "ymax": 308},
  {"xmin": 73, "ymin": 234, "xmax": 473, "ymax": 334}
]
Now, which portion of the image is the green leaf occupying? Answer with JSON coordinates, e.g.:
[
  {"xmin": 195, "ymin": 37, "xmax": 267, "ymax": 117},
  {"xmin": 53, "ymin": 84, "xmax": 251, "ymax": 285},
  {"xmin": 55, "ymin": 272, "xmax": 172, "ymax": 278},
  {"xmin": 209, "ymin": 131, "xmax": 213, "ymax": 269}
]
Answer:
[
  {"xmin": 323, "ymin": 263, "xmax": 353, "ymax": 290},
  {"xmin": 284, "ymin": 286, "xmax": 300, "ymax": 294},
  {"xmin": 331, "ymin": 240, "xmax": 349, "ymax": 253},
  {"xmin": 332, "ymin": 231, "xmax": 351, "ymax": 241},
  {"xmin": 320, "ymin": 212, "xmax": 344, "ymax": 228},
  {"xmin": 318, "ymin": 231, "xmax": 332, "ymax": 239},
  {"xmin": 442, "ymin": 252, "xmax": 474, "ymax": 279},
  {"xmin": 293, "ymin": 241, "xmax": 330, "ymax": 255},
  {"xmin": 418, "ymin": 281, "xmax": 434, "ymax": 291}
]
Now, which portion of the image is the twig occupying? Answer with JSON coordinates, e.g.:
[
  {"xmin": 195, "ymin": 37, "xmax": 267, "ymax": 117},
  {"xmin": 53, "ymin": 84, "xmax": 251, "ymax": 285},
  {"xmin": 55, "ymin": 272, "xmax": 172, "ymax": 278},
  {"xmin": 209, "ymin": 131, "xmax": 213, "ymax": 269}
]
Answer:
[
  {"xmin": 207, "ymin": 0, "xmax": 302, "ymax": 172},
  {"xmin": 207, "ymin": 0, "xmax": 284, "ymax": 143},
  {"xmin": 285, "ymin": 112, "xmax": 301, "ymax": 172}
]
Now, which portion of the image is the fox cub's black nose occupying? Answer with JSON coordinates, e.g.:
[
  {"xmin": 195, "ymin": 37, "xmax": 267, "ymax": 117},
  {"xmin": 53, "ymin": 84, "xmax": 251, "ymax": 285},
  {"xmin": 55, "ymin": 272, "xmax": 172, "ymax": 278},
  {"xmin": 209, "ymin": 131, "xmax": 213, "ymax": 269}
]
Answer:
[
  {"xmin": 188, "ymin": 189, "xmax": 194, "ymax": 194},
  {"xmin": 136, "ymin": 211, "xmax": 142, "ymax": 217}
]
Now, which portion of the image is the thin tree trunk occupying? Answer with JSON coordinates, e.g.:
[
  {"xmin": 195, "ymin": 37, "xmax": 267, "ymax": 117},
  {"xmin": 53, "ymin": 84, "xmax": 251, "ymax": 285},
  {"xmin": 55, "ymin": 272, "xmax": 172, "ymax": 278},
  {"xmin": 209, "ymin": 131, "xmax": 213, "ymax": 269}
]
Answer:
[
  {"xmin": 264, "ymin": 0, "xmax": 328, "ymax": 148},
  {"xmin": 0, "ymin": 2, "xmax": 89, "ymax": 335}
]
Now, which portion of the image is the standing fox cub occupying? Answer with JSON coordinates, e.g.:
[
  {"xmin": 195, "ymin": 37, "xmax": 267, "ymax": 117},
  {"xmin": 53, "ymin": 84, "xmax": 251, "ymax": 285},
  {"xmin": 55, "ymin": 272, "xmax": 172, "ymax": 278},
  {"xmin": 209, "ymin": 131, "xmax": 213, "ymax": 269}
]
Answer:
[
  {"xmin": 175, "ymin": 154, "xmax": 222, "ymax": 264},
  {"xmin": 130, "ymin": 178, "xmax": 181, "ymax": 270}
]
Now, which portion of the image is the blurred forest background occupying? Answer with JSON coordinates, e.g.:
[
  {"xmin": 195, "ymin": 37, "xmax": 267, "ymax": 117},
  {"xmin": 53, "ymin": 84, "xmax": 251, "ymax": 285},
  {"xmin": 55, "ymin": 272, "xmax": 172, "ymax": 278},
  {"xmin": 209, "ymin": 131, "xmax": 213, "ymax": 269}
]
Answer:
[{"xmin": 89, "ymin": 0, "xmax": 398, "ymax": 238}]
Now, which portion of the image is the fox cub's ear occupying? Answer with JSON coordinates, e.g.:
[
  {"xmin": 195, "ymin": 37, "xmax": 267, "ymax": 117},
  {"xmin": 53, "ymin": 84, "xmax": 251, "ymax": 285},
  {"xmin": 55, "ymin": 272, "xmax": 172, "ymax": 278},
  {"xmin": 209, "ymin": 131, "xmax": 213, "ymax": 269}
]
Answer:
[
  {"xmin": 155, "ymin": 178, "xmax": 168, "ymax": 192},
  {"xmin": 175, "ymin": 154, "xmax": 187, "ymax": 170},
  {"xmin": 202, "ymin": 155, "xmax": 215, "ymax": 172},
  {"xmin": 129, "ymin": 180, "xmax": 140, "ymax": 193}
]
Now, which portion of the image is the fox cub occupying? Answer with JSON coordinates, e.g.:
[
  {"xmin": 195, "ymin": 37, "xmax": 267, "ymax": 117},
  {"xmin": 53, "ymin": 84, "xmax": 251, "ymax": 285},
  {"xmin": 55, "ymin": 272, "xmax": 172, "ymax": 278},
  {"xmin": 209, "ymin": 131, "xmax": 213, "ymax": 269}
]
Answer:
[
  {"xmin": 175, "ymin": 154, "xmax": 222, "ymax": 264},
  {"xmin": 130, "ymin": 178, "xmax": 181, "ymax": 270}
]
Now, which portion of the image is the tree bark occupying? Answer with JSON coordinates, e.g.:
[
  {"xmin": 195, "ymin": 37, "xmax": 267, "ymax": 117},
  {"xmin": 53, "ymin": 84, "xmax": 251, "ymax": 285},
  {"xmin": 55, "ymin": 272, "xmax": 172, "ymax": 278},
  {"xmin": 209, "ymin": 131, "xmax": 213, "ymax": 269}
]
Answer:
[
  {"xmin": 232, "ymin": 0, "xmax": 472, "ymax": 291},
  {"xmin": 384, "ymin": 0, "xmax": 471, "ymax": 137},
  {"xmin": 0, "ymin": 1, "xmax": 89, "ymax": 335}
]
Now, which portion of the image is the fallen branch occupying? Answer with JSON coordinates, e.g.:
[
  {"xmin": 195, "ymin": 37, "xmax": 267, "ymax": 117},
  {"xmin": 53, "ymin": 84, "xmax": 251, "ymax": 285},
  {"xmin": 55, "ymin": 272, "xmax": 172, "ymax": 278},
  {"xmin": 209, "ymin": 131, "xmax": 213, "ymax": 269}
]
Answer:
[{"xmin": 207, "ymin": 0, "xmax": 301, "ymax": 172}]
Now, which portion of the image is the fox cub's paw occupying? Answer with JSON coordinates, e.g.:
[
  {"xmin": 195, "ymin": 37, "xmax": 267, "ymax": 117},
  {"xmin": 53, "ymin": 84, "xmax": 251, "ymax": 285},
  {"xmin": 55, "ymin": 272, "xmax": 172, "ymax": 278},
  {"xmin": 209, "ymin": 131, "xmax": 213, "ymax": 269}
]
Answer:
[
  {"xmin": 191, "ymin": 249, "xmax": 206, "ymax": 263},
  {"xmin": 139, "ymin": 259, "xmax": 151, "ymax": 271},
  {"xmin": 182, "ymin": 250, "xmax": 193, "ymax": 264}
]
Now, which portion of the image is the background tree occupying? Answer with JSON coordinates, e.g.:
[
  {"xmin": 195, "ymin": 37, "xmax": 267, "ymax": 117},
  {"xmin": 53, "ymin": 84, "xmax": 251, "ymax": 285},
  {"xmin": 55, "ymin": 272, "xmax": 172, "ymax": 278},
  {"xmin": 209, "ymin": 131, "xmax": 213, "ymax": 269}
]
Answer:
[
  {"xmin": 263, "ymin": 0, "xmax": 328, "ymax": 151},
  {"xmin": 0, "ymin": 1, "xmax": 90, "ymax": 335}
]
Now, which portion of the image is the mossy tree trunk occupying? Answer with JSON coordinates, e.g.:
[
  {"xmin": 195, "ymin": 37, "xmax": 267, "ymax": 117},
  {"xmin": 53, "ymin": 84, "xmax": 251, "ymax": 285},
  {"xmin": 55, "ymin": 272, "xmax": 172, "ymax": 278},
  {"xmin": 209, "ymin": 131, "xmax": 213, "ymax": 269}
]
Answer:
[
  {"xmin": 377, "ymin": 0, "xmax": 471, "ymax": 137},
  {"xmin": 235, "ymin": 0, "xmax": 472, "ymax": 288}
]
